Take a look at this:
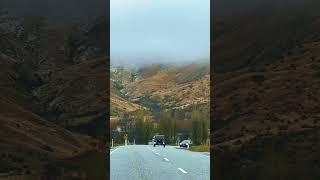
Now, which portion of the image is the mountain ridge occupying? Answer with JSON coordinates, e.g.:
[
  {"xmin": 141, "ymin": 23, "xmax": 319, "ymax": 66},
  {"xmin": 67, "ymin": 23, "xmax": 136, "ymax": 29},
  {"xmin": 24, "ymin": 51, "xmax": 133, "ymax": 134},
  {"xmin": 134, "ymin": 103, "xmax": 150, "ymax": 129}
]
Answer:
[{"xmin": 110, "ymin": 63, "xmax": 210, "ymax": 118}]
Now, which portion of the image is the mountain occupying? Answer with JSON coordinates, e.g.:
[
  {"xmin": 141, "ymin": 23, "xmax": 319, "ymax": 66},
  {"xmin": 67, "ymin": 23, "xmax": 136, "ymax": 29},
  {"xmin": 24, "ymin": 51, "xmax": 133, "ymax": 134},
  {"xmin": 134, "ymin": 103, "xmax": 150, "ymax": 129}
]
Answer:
[
  {"xmin": 0, "ymin": 50, "xmax": 101, "ymax": 175},
  {"xmin": 34, "ymin": 59, "xmax": 108, "ymax": 137},
  {"xmin": 111, "ymin": 63, "xmax": 209, "ymax": 115},
  {"xmin": 0, "ymin": 10, "xmax": 107, "ymax": 177},
  {"xmin": 110, "ymin": 66, "xmax": 145, "ymax": 116},
  {"xmin": 110, "ymin": 63, "xmax": 210, "ymax": 130},
  {"xmin": 213, "ymin": 0, "xmax": 320, "ymax": 73},
  {"xmin": 126, "ymin": 63, "xmax": 210, "ymax": 110},
  {"xmin": 212, "ymin": 1, "xmax": 320, "ymax": 179}
]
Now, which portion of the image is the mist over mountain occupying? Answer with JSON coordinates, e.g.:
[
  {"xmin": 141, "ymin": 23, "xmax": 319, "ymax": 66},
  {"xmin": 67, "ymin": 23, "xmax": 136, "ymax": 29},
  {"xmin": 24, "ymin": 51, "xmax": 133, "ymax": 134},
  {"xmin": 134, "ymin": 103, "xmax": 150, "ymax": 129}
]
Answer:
[
  {"xmin": 111, "ymin": 0, "xmax": 210, "ymax": 67},
  {"xmin": 111, "ymin": 57, "xmax": 210, "ymax": 68}
]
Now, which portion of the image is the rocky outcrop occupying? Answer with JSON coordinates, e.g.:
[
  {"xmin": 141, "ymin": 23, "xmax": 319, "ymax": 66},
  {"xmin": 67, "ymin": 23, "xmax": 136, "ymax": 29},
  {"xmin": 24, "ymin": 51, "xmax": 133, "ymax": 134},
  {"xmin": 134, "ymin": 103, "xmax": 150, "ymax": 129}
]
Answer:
[{"xmin": 34, "ymin": 59, "xmax": 108, "ymax": 138}]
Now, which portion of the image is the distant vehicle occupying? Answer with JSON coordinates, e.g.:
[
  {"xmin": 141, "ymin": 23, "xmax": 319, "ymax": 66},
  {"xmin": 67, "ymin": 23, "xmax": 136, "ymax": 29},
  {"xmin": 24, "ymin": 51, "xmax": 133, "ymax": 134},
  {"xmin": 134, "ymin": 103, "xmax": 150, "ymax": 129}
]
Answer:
[
  {"xmin": 153, "ymin": 135, "xmax": 165, "ymax": 147},
  {"xmin": 179, "ymin": 140, "xmax": 192, "ymax": 148}
]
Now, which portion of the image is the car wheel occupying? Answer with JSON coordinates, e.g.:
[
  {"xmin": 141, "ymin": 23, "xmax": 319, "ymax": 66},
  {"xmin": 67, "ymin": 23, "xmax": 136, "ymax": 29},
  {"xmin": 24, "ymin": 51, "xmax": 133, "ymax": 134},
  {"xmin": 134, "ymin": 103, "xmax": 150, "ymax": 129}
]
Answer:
[{"xmin": 154, "ymin": 144, "xmax": 155, "ymax": 147}]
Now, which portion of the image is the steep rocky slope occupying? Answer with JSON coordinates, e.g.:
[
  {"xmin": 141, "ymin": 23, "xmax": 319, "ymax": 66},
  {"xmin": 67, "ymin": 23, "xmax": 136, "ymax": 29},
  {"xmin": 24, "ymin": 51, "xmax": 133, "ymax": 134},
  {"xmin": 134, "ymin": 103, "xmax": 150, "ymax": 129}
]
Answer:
[
  {"xmin": 110, "ymin": 63, "xmax": 210, "ymax": 130},
  {"xmin": 0, "ymin": 11, "xmax": 107, "ymax": 177},
  {"xmin": 0, "ymin": 53, "xmax": 101, "ymax": 175},
  {"xmin": 213, "ymin": 0, "xmax": 320, "ymax": 73},
  {"xmin": 34, "ymin": 59, "xmax": 108, "ymax": 137},
  {"xmin": 110, "ymin": 68, "xmax": 145, "ymax": 117},
  {"xmin": 213, "ymin": 40, "xmax": 320, "ymax": 180},
  {"xmin": 125, "ymin": 63, "xmax": 210, "ymax": 111},
  {"xmin": 111, "ymin": 92, "xmax": 145, "ymax": 114},
  {"xmin": 212, "ymin": 1, "xmax": 320, "ymax": 179}
]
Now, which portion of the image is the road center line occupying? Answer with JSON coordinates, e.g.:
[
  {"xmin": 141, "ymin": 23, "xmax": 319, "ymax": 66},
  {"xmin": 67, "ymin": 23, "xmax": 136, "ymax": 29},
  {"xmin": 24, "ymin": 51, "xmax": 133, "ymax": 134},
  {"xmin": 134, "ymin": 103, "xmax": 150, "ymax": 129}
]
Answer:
[
  {"xmin": 178, "ymin": 168, "xmax": 188, "ymax": 174},
  {"xmin": 110, "ymin": 147, "xmax": 119, "ymax": 155},
  {"xmin": 164, "ymin": 158, "xmax": 169, "ymax": 162}
]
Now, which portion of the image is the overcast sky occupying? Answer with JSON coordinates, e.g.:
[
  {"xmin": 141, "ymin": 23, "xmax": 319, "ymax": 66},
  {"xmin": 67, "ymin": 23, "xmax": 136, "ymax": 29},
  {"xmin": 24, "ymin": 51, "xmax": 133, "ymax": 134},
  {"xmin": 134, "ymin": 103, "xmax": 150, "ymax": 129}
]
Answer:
[{"xmin": 110, "ymin": 0, "xmax": 210, "ymax": 66}]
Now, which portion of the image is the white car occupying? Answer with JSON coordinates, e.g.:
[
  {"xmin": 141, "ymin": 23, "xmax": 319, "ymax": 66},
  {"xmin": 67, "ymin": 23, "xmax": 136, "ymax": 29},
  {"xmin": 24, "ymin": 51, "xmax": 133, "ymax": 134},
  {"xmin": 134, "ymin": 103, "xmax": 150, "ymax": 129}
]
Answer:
[{"xmin": 179, "ymin": 140, "xmax": 192, "ymax": 148}]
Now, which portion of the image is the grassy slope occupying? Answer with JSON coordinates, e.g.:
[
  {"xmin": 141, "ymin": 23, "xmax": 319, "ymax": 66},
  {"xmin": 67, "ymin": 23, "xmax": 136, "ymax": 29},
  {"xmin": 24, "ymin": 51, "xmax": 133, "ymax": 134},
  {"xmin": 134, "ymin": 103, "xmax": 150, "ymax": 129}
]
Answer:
[
  {"xmin": 0, "ymin": 15, "xmax": 108, "ymax": 177},
  {"xmin": 0, "ymin": 60, "xmax": 99, "ymax": 175},
  {"xmin": 189, "ymin": 145, "xmax": 210, "ymax": 152},
  {"xmin": 126, "ymin": 64, "xmax": 210, "ymax": 110},
  {"xmin": 212, "ymin": 1, "xmax": 320, "ymax": 179}
]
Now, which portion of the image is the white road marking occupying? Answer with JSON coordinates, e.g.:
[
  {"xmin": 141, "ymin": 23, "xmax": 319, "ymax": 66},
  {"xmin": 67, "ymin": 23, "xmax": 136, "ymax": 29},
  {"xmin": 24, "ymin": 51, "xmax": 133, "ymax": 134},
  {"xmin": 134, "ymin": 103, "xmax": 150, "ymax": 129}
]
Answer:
[
  {"xmin": 110, "ymin": 147, "xmax": 119, "ymax": 155},
  {"xmin": 155, "ymin": 152, "xmax": 160, "ymax": 156},
  {"xmin": 164, "ymin": 158, "xmax": 169, "ymax": 162},
  {"xmin": 178, "ymin": 168, "xmax": 188, "ymax": 174}
]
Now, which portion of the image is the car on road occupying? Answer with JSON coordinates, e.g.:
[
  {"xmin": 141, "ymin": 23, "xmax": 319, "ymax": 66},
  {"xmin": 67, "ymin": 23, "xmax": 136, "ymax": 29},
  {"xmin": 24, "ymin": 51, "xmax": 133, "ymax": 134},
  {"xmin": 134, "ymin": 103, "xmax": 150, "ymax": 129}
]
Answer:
[
  {"xmin": 153, "ymin": 135, "xmax": 165, "ymax": 147},
  {"xmin": 179, "ymin": 140, "xmax": 192, "ymax": 148}
]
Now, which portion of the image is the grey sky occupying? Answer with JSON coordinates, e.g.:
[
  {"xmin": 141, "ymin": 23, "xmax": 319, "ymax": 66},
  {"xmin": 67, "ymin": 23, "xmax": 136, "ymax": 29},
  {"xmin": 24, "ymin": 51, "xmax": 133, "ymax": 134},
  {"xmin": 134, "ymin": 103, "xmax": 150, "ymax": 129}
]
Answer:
[{"xmin": 111, "ymin": 0, "xmax": 210, "ymax": 66}]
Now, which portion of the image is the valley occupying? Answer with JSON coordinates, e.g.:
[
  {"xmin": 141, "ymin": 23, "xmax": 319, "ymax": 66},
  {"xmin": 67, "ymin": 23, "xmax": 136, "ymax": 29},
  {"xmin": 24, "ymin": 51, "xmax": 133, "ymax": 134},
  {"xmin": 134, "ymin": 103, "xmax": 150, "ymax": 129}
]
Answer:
[{"xmin": 110, "ymin": 63, "xmax": 210, "ymax": 145}]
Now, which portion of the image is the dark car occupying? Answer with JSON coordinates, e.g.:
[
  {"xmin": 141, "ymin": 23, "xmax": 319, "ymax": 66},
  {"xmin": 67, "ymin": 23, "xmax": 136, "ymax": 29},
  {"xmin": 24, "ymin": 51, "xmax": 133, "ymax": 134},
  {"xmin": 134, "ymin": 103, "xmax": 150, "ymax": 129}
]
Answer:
[
  {"xmin": 179, "ymin": 140, "xmax": 192, "ymax": 148},
  {"xmin": 153, "ymin": 135, "xmax": 165, "ymax": 147}
]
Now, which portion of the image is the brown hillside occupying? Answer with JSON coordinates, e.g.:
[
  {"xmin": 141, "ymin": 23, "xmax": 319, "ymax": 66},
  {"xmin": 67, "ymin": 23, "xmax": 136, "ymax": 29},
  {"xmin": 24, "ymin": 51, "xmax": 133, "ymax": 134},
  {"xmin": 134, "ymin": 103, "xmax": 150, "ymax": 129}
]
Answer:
[
  {"xmin": 34, "ymin": 59, "xmax": 108, "ymax": 137},
  {"xmin": 213, "ymin": 20, "xmax": 320, "ymax": 180},
  {"xmin": 0, "ymin": 55, "xmax": 99, "ymax": 175},
  {"xmin": 0, "ymin": 12, "xmax": 108, "ymax": 177},
  {"xmin": 125, "ymin": 64, "xmax": 210, "ymax": 110}
]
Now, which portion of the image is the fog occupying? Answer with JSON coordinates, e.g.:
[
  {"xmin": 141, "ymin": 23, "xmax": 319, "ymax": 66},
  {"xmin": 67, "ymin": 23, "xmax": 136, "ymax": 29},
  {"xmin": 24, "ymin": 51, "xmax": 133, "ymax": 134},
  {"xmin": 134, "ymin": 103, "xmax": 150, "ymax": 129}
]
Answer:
[{"xmin": 110, "ymin": 0, "xmax": 210, "ymax": 67}]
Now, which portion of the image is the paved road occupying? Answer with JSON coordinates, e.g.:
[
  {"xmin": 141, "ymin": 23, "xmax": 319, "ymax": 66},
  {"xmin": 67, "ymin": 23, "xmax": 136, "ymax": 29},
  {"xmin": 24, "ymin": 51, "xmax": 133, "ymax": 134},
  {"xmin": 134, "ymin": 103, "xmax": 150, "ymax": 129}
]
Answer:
[{"xmin": 110, "ymin": 145, "xmax": 210, "ymax": 180}]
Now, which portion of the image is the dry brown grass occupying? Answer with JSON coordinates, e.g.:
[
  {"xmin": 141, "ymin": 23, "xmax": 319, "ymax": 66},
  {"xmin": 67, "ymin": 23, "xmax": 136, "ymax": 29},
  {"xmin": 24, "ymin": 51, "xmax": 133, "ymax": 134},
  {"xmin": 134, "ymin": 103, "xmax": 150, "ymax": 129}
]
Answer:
[{"xmin": 189, "ymin": 145, "xmax": 210, "ymax": 152}]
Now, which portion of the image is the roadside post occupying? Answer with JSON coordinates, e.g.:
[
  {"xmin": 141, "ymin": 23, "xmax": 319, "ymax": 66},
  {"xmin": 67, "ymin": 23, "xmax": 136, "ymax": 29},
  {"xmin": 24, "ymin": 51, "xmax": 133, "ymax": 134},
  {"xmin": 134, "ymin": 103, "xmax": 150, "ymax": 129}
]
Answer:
[
  {"xmin": 124, "ymin": 133, "xmax": 128, "ymax": 146},
  {"xmin": 112, "ymin": 139, "xmax": 113, "ymax": 148},
  {"xmin": 134, "ymin": 139, "xmax": 135, "ymax": 145}
]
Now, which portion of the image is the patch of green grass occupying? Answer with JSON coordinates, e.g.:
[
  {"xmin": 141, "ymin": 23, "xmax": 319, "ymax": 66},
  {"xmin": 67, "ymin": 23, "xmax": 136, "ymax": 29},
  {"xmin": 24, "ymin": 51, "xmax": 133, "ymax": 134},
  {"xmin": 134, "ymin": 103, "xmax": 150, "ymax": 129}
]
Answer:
[{"xmin": 189, "ymin": 145, "xmax": 210, "ymax": 152}]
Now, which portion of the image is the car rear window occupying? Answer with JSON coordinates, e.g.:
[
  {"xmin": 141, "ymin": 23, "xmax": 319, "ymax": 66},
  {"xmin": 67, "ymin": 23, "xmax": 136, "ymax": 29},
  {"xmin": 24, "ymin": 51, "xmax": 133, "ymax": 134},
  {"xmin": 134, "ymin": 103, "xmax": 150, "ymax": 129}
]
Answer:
[{"xmin": 155, "ymin": 135, "xmax": 164, "ymax": 140}]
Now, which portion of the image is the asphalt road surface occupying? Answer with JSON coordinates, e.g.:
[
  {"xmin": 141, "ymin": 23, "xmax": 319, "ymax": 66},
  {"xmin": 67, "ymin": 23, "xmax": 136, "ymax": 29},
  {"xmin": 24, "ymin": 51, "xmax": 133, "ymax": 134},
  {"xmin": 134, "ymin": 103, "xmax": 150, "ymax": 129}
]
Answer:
[{"xmin": 110, "ymin": 145, "xmax": 210, "ymax": 180}]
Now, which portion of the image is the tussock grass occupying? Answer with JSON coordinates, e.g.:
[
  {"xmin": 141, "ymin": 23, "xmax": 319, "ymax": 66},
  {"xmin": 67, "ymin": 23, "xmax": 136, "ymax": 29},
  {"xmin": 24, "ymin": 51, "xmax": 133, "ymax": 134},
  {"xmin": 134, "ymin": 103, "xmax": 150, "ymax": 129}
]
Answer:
[{"xmin": 189, "ymin": 145, "xmax": 210, "ymax": 152}]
